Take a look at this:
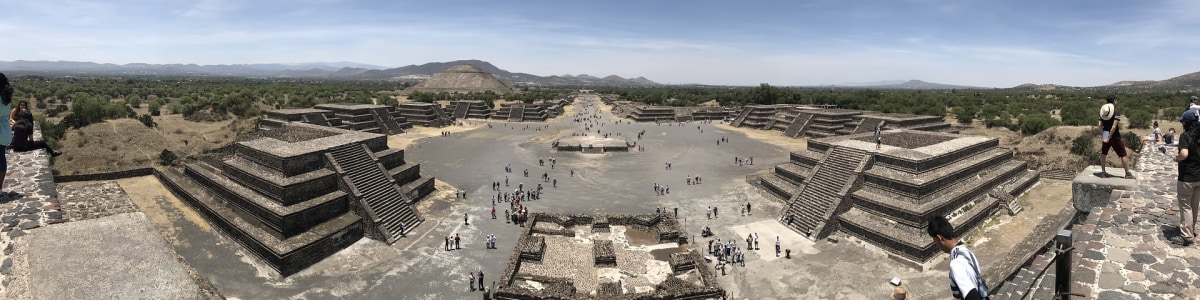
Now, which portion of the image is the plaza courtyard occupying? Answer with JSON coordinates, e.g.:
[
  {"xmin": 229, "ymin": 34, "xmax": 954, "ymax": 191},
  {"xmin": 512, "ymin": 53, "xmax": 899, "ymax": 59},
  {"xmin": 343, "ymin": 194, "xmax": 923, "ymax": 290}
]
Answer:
[{"xmin": 13, "ymin": 94, "xmax": 1075, "ymax": 299}]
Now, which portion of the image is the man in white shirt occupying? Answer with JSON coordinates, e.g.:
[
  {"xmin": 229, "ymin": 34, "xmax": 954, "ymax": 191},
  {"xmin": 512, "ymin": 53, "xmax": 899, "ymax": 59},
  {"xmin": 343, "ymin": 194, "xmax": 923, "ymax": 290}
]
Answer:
[{"xmin": 927, "ymin": 216, "xmax": 989, "ymax": 300}]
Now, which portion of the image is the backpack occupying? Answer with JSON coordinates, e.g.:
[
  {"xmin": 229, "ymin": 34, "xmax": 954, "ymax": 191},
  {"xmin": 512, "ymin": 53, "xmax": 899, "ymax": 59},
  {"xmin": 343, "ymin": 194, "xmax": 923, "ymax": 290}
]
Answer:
[{"xmin": 952, "ymin": 247, "xmax": 990, "ymax": 299}]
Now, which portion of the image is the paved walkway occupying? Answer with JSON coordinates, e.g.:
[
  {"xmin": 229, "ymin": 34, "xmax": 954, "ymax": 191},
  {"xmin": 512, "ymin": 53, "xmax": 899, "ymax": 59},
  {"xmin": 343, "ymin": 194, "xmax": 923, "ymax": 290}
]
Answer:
[
  {"xmin": 0, "ymin": 127, "xmax": 64, "ymax": 294},
  {"xmin": 1071, "ymin": 148, "xmax": 1200, "ymax": 299}
]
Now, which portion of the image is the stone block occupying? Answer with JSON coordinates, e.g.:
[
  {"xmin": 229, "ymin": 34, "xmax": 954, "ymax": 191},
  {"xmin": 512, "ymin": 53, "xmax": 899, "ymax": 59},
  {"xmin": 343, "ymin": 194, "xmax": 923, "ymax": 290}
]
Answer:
[{"xmin": 1072, "ymin": 165, "xmax": 1138, "ymax": 212}]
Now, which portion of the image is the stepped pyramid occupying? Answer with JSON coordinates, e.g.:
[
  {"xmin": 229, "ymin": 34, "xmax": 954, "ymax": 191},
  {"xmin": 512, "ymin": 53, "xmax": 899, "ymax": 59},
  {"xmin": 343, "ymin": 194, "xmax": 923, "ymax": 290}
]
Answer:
[
  {"xmin": 759, "ymin": 129, "xmax": 1039, "ymax": 266},
  {"xmin": 403, "ymin": 64, "xmax": 518, "ymax": 95},
  {"xmin": 157, "ymin": 122, "xmax": 435, "ymax": 276}
]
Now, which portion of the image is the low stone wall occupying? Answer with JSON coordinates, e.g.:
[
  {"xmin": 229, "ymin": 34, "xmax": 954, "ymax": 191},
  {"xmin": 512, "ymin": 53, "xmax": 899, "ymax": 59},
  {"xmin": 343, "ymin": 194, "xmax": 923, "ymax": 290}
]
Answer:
[{"xmin": 54, "ymin": 167, "xmax": 155, "ymax": 183}]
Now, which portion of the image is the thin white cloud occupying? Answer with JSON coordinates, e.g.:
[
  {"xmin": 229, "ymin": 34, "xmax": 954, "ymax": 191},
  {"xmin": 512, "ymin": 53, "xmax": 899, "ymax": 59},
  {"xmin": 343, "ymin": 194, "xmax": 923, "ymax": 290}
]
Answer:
[{"xmin": 174, "ymin": 0, "xmax": 237, "ymax": 19}]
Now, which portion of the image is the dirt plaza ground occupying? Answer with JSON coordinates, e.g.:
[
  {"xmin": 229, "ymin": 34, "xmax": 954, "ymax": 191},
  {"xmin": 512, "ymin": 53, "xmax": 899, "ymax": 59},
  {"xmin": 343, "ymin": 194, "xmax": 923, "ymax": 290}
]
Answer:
[{"xmin": 60, "ymin": 95, "xmax": 1071, "ymax": 299}]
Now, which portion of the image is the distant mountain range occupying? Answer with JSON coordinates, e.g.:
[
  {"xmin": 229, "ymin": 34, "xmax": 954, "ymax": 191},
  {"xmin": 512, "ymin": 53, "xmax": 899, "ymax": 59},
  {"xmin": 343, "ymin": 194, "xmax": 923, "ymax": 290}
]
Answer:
[
  {"xmin": 0, "ymin": 59, "xmax": 661, "ymax": 86},
  {"xmin": 826, "ymin": 80, "xmax": 986, "ymax": 90},
  {"xmin": 1106, "ymin": 70, "xmax": 1200, "ymax": 89}
]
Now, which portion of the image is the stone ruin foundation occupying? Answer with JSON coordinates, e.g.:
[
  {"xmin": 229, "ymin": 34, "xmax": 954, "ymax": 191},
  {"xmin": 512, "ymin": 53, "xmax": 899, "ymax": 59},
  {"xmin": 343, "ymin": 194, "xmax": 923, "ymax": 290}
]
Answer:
[
  {"xmin": 553, "ymin": 136, "xmax": 632, "ymax": 153},
  {"xmin": 259, "ymin": 103, "xmax": 412, "ymax": 135},
  {"xmin": 156, "ymin": 122, "xmax": 435, "ymax": 276},
  {"xmin": 759, "ymin": 129, "xmax": 1039, "ymax": 267},
  {"xmin": 493, "ymin": 213, "xmax": 724, "ymax": 300}
]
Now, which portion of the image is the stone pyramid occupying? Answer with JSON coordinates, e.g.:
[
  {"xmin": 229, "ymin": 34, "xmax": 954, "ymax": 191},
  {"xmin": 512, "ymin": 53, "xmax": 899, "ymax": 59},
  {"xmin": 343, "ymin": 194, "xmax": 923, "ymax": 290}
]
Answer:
[{"xmin": 403, "ymin": 64, "xmax": 518, "ymax": 95}]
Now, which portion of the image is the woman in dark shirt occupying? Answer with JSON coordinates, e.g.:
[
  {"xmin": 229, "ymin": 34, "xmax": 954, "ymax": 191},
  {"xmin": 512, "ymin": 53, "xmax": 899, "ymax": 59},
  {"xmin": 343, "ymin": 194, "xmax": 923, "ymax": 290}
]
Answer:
[{"xmin": 8, "ymin": 101, "xmax": 61, "ymax": 156}]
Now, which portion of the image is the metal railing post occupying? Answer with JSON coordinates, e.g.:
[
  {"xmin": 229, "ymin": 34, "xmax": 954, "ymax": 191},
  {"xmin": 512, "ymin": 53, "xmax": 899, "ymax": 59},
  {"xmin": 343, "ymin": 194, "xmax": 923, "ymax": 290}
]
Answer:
[{"xmin": 1054, "ymin": 229, "xmax": 1073, "ymax": 297}]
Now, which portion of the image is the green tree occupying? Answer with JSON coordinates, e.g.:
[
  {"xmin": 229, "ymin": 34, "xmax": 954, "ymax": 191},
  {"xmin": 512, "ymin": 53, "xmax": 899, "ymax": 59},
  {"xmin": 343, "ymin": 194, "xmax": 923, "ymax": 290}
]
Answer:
[
  {"xmin": 148, "ymin": 99, "xmax": 163, "ymax": 116},
  {"xmin": 127, "ymin": 94, "xmax": 143, "ymax": 108}
]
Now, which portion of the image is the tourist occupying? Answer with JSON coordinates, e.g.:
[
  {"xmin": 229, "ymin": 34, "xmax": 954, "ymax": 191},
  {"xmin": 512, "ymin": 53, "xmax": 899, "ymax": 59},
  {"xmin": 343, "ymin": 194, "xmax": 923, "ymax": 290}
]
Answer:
[
  {"xmin": 469, "ymin": 272, "xmax": 476, "ymax": 291},
  {"xmin": 754, "ymin": 233, "xmax": 759, "ymax": 250},
  {"xmin": 746, "ymin": 202, "xmax": 751, "ymax": 215},
  {"xmin": 1172, "ymin": 110, "xmax": 1200, "ymax": 246},
  {"xmin": 927, "ymin": 215, "xmax": 990, "ymax": 300},
  {"xmin": 478, "ymin": 271, "xmax": 485, "ymax": 292},
  {"xmin": 1141, "ymin": 123, "xmax": 1161, "ymax": 150},
  {"xmin": 455, "ymin": 233, "xmax": 461, "ymax": 250},
  {"xmin": 1098, "ymin": 95, "xmax": 1133, "ymax": 178},
  {"xmin": 774, "ymin": 236, "xmax": 781, "ymax": 257},
  {"xmin": 0, "ymin": 74, "xmax": 12, "ymax": 198},
  {"xmin": 464, "ymin": 213, "xmax": 469, "ymax": 225},
  {"xmin": 890, "ymin": 277, "xmax": 909, "ymax": 300},
  {"xmin": 445, "ymin": 236, "xmax": 450, "ymax": 251},
  {"xmin": 1189, "ymin": 95, "xmax": 1200, "ymax": 119},
  {"xmin": 491, "ymin": 206, "xmax": 496, "ymax": 219},
  {"xmin": 398, "ymin": 221, "xmax": 405, "ymax": 237},
  {"xmin": 9, "ymin": 101, "xmax": 61, "ymax": 156},
  {"xmin": 1166, "ymin": 128, "xmax": 1177, "ymax": 145}
]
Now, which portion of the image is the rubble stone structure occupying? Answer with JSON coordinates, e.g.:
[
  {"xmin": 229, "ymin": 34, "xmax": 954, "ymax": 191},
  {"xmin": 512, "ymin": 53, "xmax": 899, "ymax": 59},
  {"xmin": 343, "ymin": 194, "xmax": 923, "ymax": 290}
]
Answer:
[
  {"xmin": 397, "ymin": 102, "xmax": 453, "ymax": 127},
  {"xmin": 493, "ymin": 103, "xmax": 551, "ymax": 122},
  {"xmin": 493, "ymin": 213, "xmax": 724, "ymax": 300},
  {"xmin": 259, "ymin": 104, "xmax": 412, "ymax": 134},
  {"xmin": 157, "ymin": 122, "xmax": 436, "ymax": 276},
  {"xmin": 626, "ymin": 106, "xmax": 677, "ymax": 122},
  {"xmin": 759, "ymin": 129, "xmax": 1038, "ymax": 265},
  {"xmin": 690, "ymin": 107, "xmax": 734, "ymax": 121},
  {"xmin": 446, "ymin": 100, "xmax": 493, "ymax": 120},
  {"xmin": 730, "ymin": 104, "xmax": 794, "ymax": 128},
  {"xmin": 732, "ymin": 106, "xmax": 957, "ymax": 139}
]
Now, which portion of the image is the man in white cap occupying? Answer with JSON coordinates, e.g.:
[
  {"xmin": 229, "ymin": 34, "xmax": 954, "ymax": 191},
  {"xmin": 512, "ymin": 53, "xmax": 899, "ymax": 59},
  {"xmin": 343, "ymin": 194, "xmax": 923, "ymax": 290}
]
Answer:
[{"xmin": 1099, "ymin": 95, "xmax": 1132, "ymax": 179}]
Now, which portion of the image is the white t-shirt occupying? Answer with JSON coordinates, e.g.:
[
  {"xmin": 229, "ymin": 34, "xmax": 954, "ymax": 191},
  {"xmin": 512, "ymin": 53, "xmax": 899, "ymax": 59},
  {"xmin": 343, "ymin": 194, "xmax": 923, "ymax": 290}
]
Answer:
[{"xmin": 949, "ymin": 244, "xmax": 988, "ymax": 299}]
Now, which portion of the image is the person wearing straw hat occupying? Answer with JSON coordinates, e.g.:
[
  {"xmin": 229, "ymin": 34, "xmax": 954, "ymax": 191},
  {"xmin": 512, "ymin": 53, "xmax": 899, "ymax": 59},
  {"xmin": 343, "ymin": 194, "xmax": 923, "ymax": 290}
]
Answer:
[{"xmin": 1098, "ymin": 95, "xmax": 1132, "ymax": 179}]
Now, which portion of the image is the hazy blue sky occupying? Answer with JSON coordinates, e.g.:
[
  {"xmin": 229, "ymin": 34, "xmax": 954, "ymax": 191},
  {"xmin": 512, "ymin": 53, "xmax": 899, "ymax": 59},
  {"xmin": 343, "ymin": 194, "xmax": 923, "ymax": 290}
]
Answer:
[{"xmin": 3, "ymin": 0, "xmax": 1198, "ymax": 87}]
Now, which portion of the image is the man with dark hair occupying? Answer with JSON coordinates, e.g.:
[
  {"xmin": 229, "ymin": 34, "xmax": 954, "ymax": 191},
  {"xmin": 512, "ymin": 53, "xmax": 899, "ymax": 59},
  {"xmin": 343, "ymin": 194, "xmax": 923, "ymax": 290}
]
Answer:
[
  {"xmin": 1098, "ymin": 95, "xmax": 1133, "ymax": 178},
  {"xmin": 927, "ymin": 215, "xmax": 989, "ymax": 300}
]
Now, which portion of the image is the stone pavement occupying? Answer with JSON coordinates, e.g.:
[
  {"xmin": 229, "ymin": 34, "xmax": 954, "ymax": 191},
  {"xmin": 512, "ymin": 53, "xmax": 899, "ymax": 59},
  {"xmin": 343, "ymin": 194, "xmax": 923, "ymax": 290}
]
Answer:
[
  {"xmin": 4, "ymin": 212, "xmax": 210, "ymax": 299},
  {"xmin": 0, "ymin": 126, "xmax": 64, "ymax": 295},
  {"xmin": 1069, "ymin": 148, "xmax": 1200, "ymax": 299}
]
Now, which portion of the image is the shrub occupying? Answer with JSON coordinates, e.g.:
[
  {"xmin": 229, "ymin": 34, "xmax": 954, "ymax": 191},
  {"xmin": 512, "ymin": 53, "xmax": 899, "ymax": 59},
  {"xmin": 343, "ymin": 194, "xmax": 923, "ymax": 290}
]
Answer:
[
  {"xmin": 138, "ymin": 114, "xmax": 156, "ymax": 128},
  {"xmin": 159, "ymin": 149, "xmax": 178, "ymax": 166},
  {"xmin": 1126, "ymin": 131, "xmax": 1143, "ymax": 152},
  {"xmin": 127, "ymin": 94, "xmax": 143, "ymax": 108},
  {"xmin": 148, "ymin": 99, "xmax": 162, "ymax": 116},
  {"xmin": 1070, "ymin": 132, "xmax": 1099, "ymax": 161},
  {"xmin": 1018, "ymin": 114, "xmax": 1061, "ymax": 136}
]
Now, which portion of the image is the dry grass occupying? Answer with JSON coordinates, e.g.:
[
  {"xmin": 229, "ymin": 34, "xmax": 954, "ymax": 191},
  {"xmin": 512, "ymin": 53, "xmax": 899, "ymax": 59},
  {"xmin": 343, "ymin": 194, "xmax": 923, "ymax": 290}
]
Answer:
[{"xmin": 52, "ymin": 114, "xmax": 258, "ymax": 175}]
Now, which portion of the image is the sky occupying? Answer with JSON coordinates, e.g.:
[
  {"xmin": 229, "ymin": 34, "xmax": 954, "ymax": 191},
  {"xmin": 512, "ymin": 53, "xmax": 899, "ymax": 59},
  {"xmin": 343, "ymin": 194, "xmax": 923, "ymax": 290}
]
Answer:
[{"xmin": 2, "ymin": 0, "xmax": 1199, "ymax": 87}]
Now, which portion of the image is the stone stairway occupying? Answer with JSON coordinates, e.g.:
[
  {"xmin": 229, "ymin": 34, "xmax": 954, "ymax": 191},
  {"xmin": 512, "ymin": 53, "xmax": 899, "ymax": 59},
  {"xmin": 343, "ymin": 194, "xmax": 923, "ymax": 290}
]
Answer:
[
  {"xmin": 783, "ymin": 112, "xmax": 812, "ymax": 138},
  {"xmin": 854, "ymin": 118, "xmax": 884, "ymax": 134},
  {"xmin": 302, "ymin": 113, "xmax": 331, "ymax": 127},
  {"xmin": 782, "ymin": 146, "xmax": 869, "ymax": 238},
  {"xmin": 731, "ymin": 108, "xmax": 752, "ymax": 127},
  {"xmin": 432, "ymin": 105, "xmax": 452, "ymax": 125},
  {"xmin": 453, "ymin": 104, "xmax": 469, "ymax": 119},
  {"xmin": 763, "ymin": 118, "xmax": 777, "ymax": 130},
  {"xmin": 372, "ymin": 107, "xmax": 403, "ymax": 134},
  {"xmin": 328, "ymin": 144, "xmax": 423, "ymax": 243},
  {"xmin": 508, "ymin": 106, "xmax": 524, "ymax": 122}
]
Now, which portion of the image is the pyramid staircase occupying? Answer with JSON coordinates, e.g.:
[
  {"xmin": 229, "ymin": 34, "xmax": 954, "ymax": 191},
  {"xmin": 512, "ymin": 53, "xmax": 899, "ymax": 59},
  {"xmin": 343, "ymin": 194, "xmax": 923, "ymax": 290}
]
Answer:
[
  {"xmin": 371, "ymin": 107, "xmax": 403, "ymax": 134},
  {"xmin": 854, "ymin": 118, "xmax": 885, "ymax": 134},
  {"xmin": 763, "ymin": 118, "xmax": 777, "ymax": 130},
  {"xmin": 302, "ymin": 113, "xmax": 331, "ymax": 127},
  {"xmin": 327, "ymin": 144, "xmax": 423, "ymax": 243},
  {"xmin": 731, "ymin": 109, "xmax": 752, "ymax": 127},
  {"xmin": 783, "ymin": 113, "xmax": 812, "ymax": 138},
  {"xmin": 508, "ymin": 105, "xmax": 525, "ymax": 122},
  {"xmin": 432, "ymin": 105, "xmax": 452, "ymax": 125},
  {"xmin": 783, "ymin": 146, "xmax": 870, "ymax": 239},
  {"xmin": 453, "ymin": 104, "xmax": 469, "ymax": 119}
]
